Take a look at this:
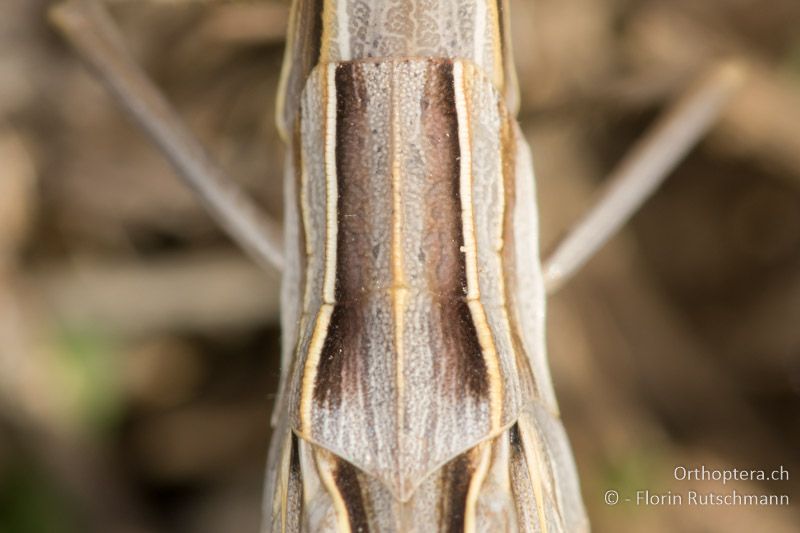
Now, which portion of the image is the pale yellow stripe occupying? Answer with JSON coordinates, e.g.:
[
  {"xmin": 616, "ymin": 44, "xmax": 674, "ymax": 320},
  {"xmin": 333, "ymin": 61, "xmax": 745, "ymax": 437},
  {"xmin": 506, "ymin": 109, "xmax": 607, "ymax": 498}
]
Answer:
[
  {"xmin": 319, "ymin": 0, "xmax": 336, "ymax": 64},
  {"xmin": 278, "ymin": 432, "xmax": 293, "ymax": 532},
  {"xmin": 299, "ymin": 63, "xmax": 338, "ymax": 433},
  {"xmin": 454, "ymin": 61, "xmax": 504, "ymax": 430},
  {"xmin": 518, "ymin": 419, "xmax": 552, "ymax": 533},
  {"xmin": 464, "ymin": 443, "xmax": 493, "ymax": 533},
  {"xmin": 323, "ymin": 62, "xmax": 339, "ymax": 305},
  {"xmin": 293, "ymin": 77, "xmax": 317, "ymax": 425},
  {"xmin": 467, "ymin": 300, "xmax": 504, "ymax": 429},
  {"xmin": 453, "ymin": 62, "xmax": 480, "ymax": 301},
  {"xmin": 314, "ymin": 449, "xmax": 354, "ymax": 533},
  {"xmin": 389, "ymin": 64, "xmax": 408, "ymax": 466},
  {"xmin": 299, "ymin": 304, "xmax": 334, "ymax": 431}
]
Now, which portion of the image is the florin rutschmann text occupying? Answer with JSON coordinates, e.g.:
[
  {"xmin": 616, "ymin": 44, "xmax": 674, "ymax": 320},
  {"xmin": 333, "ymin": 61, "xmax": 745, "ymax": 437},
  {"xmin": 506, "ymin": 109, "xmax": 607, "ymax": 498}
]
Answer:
[{"xmin": 602, "ymin": 465, "xmax": 791, "ymax": 508}]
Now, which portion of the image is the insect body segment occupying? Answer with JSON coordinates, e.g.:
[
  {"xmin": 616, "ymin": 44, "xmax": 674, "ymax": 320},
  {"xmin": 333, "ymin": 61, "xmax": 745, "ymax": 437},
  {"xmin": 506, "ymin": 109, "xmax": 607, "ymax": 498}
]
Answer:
[
  {"xmin": 47, "ymin": 4, "xmax": 742, "ymax": 532},
  {"xmin": 265, "ymin": 1, "xmax": 588, "ymax": 531},
  {"xmin": 277, "ymin": 0, "xmax": 518, "ymax": 141},
  {"xmin": 291, "ymin": 58, "xmax": 523, "ymax": 499}
]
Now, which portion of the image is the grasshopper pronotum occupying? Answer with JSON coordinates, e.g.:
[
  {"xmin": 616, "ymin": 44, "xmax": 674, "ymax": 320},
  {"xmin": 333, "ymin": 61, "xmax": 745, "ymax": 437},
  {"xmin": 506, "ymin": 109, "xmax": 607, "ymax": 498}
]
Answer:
[{"xmin": 51, "ymin": 1, "xmax": 741, "ymax": 530}]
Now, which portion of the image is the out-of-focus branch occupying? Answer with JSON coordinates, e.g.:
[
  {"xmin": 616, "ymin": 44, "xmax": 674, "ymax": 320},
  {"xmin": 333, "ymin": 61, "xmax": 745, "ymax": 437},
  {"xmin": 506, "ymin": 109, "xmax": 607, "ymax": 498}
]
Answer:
[
  {"xmin": 34, "ymin": 252, "xmax": 280, "ymax": 336},
  {"xmin": 49, "ymin": 0, "xmax": 285, "ymax": 273},
  {"xmin": 543, "ymin": 61, "xmax": 745, "ymax": 292}
]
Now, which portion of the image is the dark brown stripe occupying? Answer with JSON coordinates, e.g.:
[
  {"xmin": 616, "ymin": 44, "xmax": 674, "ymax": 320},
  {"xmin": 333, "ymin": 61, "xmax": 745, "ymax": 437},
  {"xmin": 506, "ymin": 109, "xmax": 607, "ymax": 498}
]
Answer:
[
  {"xmin": 332, "ymin": 63, "xmax": 378, "ymax": 301},
  {"xmin": 435, "ymin": 60, "xmax": 490, "ymax": 398},
  {"xmin": 438, "ymin": 451, "xmax": 475, "ymax": 533},
  {"xmin": 301, "ymin": 0, "xmax": 324, "ymax": 73},
  {"xmin": 313, "ymin": 63, "xmax": 372, "ymax": 406},
  {"xmin": 335, "ymin": 459, "xmax": 370, "ymax": 533},
  {"xmin": 508, "ymin": 423, "xmax": 537, "ymax": 528},
  {"xmin": 285, "ymin": 433, "xmax": 304, "ymax": 531},
  {"xmin": 419, "ymin": 60, "xmax": 465, "ymax": 294},
  {"xmin": 313, "ymin": 304, "xmax": 346, "ymax": 404},
  {"xmin": 290, "ymin": 432, "xmax": 301, "ymax": 478},
  {"xmin": 313, "ymin": 59, "xmax": 490, "ymax": 405},
  {"xmin": 509, "ymin": 423, "xmax": 522, "ymax": 449}
]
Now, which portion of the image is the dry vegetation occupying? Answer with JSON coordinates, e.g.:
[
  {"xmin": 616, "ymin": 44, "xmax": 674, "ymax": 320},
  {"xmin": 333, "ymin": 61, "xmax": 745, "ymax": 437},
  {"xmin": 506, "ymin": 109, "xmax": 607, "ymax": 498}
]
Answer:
[{"xmin": 0, "ymin": 0, "xmax": 799, "ymax": 531}]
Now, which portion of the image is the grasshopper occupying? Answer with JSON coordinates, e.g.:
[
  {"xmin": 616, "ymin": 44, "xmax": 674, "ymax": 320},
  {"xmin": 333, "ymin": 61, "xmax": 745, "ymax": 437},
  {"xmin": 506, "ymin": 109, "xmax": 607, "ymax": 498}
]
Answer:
[{"xmin": 50, "ymin": 0, "xmax": 741, "ymax": 530}]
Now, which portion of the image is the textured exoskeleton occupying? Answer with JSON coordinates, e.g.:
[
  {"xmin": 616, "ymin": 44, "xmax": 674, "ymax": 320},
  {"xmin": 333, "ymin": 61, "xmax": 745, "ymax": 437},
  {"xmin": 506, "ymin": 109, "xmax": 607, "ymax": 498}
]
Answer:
[{"xmin": 263, "ymin": 2, "xmax": 589, "ymax": 531}]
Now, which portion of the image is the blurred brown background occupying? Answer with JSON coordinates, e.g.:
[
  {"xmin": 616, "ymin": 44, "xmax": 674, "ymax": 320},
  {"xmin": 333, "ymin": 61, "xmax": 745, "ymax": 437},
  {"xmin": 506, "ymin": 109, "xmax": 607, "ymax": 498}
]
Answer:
[{"xmin": 0, "ymin": 0, "xmax": 798, "ymax": 532}]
